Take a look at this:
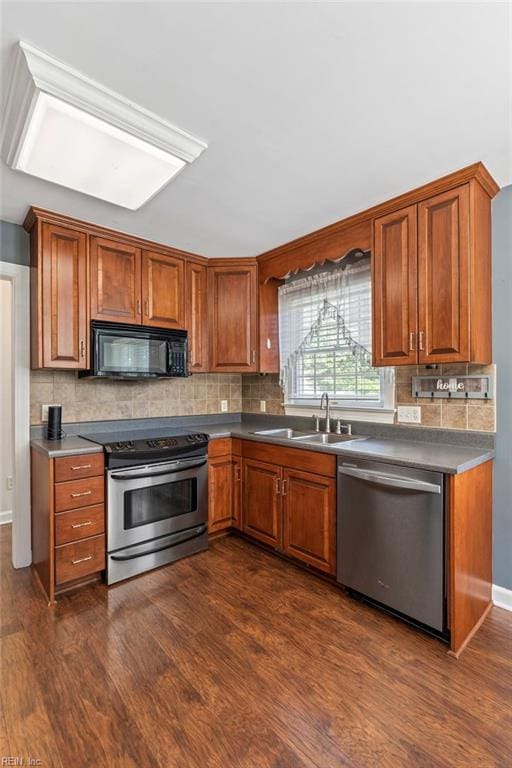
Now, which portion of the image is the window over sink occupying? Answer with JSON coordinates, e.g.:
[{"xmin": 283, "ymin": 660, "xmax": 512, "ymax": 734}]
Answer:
[{"xmin": 278, "ymin": 250, "xmax": 394, "ymax": 422}]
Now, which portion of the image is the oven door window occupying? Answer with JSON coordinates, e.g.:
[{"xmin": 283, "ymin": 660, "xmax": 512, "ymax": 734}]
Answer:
[
  {"xmin": 99, "ymin": 334, "xmax": 168, "ymax": 376},
  {"xmin": 124, "ymin": 478, "xmax": 197, "ymax": 529}
]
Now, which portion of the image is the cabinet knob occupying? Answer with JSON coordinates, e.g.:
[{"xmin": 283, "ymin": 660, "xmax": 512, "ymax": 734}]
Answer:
[
  {"xmin": 144, "ymin": 299, "xmax": 149, "ymax": 317},
  {"xmin": 409, "ymin": 332, "xmax": 415, "ymax": 352},
  {"xmin": 136, "ymin": 299, "xmax": 141, "ymax": 315},
  {"xmin": 419, "ymin": 331, "xmax": 425, "ymax": 351},
  {"xmin": 80, "ymin": 340, "xmax": 85, "ymax": 358}
]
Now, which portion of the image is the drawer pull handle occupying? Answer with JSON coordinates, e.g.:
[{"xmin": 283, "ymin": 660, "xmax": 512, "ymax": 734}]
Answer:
[
  {"xmin": 71, "ymin": 490, "xmax": 92, "ymax": 498},
  {"xmin": 71, "ymin": 464, "xmax": 92, "ymax": 471},
  {"xmin": 71, "ymin": 555, "xmax": 93, "ymax": 565},
  {"xmin": 71, "ymin": 521, "xmax": 92, "ymax": 529}
]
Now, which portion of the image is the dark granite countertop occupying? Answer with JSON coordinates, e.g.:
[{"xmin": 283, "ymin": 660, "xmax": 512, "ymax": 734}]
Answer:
[{"xmin": 30, "ymin": 415, "xmax": 494, "ymax": 474}]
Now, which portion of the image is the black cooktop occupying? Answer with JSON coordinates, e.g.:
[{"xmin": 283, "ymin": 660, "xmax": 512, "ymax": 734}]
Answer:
[{"xmin": 80, "ymin": 428, "xmax": 209, "ymax": 466}]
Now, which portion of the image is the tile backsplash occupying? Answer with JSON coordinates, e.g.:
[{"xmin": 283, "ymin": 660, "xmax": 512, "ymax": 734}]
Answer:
[
  {"xmin": 30, "ymin": 371, "xmax": 242, "ymax": 425},
  {"xmin": 241, "ymin": 363, "xmax": 496, "ymax": 432}
]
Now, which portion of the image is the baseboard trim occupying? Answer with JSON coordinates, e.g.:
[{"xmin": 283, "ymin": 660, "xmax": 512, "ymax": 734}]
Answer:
[
  {"xmin": 0, "ymin": 510, "xmax": 12, "ymax": 526},
  {"xmin": 492, "ymin": 584, "xmax": 512, "ymax": 612}
]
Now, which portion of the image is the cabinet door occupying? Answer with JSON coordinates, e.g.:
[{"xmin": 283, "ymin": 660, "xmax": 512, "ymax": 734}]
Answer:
[
  {"xmin": 232, "ymin": 457, "xmax": 242, "ymax": 530},
  {"xmin": 142, "ymin": 250, "xmax": 185, "ymax": 329},
  {"xmin": 90, "ymin": 237, "xmax": 141, "ymax": 324},
  {"xmin": 242, "ymin": 459, "xmax": 281, "ymax": 548},
  {"xmin": 40, "ymin": 223, "xmax": 88, "ymax": 369},
  {"xmin": 282, "ymin": 469, "xmax": 336, "ymax": 575},
  {"xmin": 208, "ymin": 265, "xmax": 258, "ymax": 372},
  {"xmin": 186, "ymin": 262, "xmax": 208, "ymax": 372},
  {"xmin": 372, "ymin": 205, "xmax": 418, "ymax": 366},
  {"xmin": 208, "ymin": 454, "xmax": 233, "ymax": 533},
  {"xmin": 418, "ymin": 186, "xmax": 470, "ymax": 363}
]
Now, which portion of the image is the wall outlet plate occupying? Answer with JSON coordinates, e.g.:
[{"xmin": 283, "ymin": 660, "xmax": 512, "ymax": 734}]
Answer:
[
  {"xmin": 397, "ymin": 405, "xmax": 421, "ymax": 424},
  {"xmin": 220, "ymin": 400, "xmax": 228, "ymax": 413},
  {"xmin": 41, "ymin": 403, "xmax": 60, "ymax": 422},
  {"xmin": 6, "ymin": 476, "xmax": 13, "ymax": 491},
  {"xmin": 260, "ymin": 400, "xmax": 266, "ymax": 412}
]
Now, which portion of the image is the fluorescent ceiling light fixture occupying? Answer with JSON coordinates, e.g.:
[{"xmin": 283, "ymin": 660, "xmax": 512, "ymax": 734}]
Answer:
[{"xmin": 1, "ymin": 42, "xmax": 207, "ymax": 209}]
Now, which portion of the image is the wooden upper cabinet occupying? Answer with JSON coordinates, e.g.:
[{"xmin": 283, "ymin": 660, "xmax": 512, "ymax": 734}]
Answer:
[
  {"xmin": 418, "ymin": 186, "xmax": 470, "ymax": 364},
  {"xmin": 282, "ymin": 468, "xmax": 336, "ymax": 575},
  {"xmin": 186, "ymin": 262, "xmax": 208, "ymax": 372},
  {"xmin": 89, "ymin": 237, "xmax": 142, "ymax": 324},
  {"xmin": 242, "ymin": 458, "xmax": 282, "ymax": 548},
  {"xmin": 372, "ymin": 206, "xmax": 418, "ymax": 366},
  {"xmin": 36, "ymin": 223, "xmax": 88, "ymax": 369},
  {"xmin": 141, "ymin": 250, "xmax": 185, "ymax": 329},
  {"xmin": 208, "ymin": 264, "xmax": 258, "ymax": 372}
]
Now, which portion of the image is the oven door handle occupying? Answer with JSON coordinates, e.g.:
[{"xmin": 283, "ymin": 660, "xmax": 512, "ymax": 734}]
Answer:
[
  {"xmin": 110, "ymin": 525, "xmax": 207, "ymax": 560},
  {"xmin": 110, "ymin": 457, "xmax": 207, "ymax": 480}
]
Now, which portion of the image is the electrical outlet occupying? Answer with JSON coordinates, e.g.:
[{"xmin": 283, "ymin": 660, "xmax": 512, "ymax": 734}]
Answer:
[
  {"xmin": 6, "ymin": 476, "xmax": 13, "ymax": 491},
  {"xmin": 41, "ymin": 403, "xmax": 60, "ymax": 422},
  {"xmin": 220, "ymin": 400, "xmax": 228, "ymax": 413},
  {"xmin": 260, "ymin": 400, "xmax": 266, "ymax": 413},
  {"xmin": 397, "ymin": 405, "xmax": 421, "ymax": 424}
]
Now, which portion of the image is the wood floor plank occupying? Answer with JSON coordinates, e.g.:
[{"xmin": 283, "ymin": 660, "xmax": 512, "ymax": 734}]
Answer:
[{"xmin": 1, "ymin": 525, "xmax": 511, "ymax": 768}]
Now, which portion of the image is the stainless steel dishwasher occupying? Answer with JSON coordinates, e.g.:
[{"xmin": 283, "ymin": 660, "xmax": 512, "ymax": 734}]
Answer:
[{"xmin": 337, "ymin": 457, "xmax": 446, "ymax": 634}]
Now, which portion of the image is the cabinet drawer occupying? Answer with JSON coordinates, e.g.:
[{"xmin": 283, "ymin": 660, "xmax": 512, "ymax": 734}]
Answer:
[
  {"xmin": 55, "ymin": 476, "xmax": 104, "ymax": 512},
  {"xmin": 208, "ymin": 438, "xmax": 232, "ymax": 458},
  {"xmin": 54, "ymin": 453, "xmax": 104, "ymax": 482},
  {"xmin": 55, "ymin": 535, "xmax": 105, "ymax": 585},
  {"xmin": 242, "ymin": 440, "xmax": 336, "ymax": 477},
  {"xmin": 55, "ymin": 505, "xmax": 105, "ymax": 546}
]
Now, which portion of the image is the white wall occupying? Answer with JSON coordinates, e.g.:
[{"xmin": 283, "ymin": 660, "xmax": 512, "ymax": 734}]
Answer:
[{"xmin": 0, "ymin": 278, "xmax": 13, "ymax": 519}]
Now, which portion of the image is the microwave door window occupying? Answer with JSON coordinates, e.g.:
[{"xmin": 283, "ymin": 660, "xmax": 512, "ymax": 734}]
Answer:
[{"xmin": 99, "ymin": 336, "xmax": 168, "ymax": 375}]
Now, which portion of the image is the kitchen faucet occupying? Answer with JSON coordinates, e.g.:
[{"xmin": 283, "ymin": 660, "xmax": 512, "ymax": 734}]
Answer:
[{"xmin": 320, "ymin": 392, "xmax": 331, "ymax": 434}]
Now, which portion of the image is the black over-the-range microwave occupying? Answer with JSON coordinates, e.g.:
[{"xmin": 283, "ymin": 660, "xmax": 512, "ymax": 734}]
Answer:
[{"xmin": 78, "ymin": 321, "xmax": 188, "ymax": 379}]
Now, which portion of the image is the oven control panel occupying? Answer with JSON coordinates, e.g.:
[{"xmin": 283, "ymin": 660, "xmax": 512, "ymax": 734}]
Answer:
[{"xmin": 104, "ymin": 433, "xmax": 209, "ymax": 454}]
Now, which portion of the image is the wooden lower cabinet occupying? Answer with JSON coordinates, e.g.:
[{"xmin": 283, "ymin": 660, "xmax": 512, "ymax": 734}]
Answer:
[
  {"xmin": 282, "ymin": 469, "xmax": 336, "ymax": 575},
  {"xmin": 242, "ymin": 459, "xmax": 282, "ymax": 547},
  {"xmin": 31, "ymin": 448, "xmax": 106, "ymax": 602},
  {"xmin": 240, "ymin": 442, "xmax": 337, "ymax": 574},
  {"xmin": 207, "ymin": 438, "xmax": 242, "ymax": 533},
  {"xmin": 232, "ymin": 456, "xmax": 242, "ymax": 530}
]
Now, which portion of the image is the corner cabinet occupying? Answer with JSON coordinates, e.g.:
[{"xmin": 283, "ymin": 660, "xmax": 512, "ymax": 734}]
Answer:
[
  {"xmin": 186, "ymin": 261, "xmax": 209, "ymax": 372},
  {"xmin": 208, "ymin": 263, "xmax": 259, "ymax": 372},
  {"xmin": 30, "ymin": 222, "xmax": 88, "ymax": 369},
  {"xmin": 372, "ymin": 180, "xmax": 492, "ymax": 366}
]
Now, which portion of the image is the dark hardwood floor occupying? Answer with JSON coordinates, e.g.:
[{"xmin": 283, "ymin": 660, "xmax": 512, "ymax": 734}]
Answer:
[{"xmin": 1, "ymin": 523, "xmax": 512, "ymax": 768}]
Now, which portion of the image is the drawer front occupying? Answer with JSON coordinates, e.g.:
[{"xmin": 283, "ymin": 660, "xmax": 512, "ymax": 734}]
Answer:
[
  {"xmin": 54, "ymin": 453, "xmax": 104, "ymax": 482},
  {"xmin": 242, "ymin": 440, "xmax": 336, "ymax": 477},
  {"xmin": 208, "ymin": 438, "xmax": 232, "ymax": 458},
  {"xmin": 55, "ymin": 535, "xmax": 106, "ymax": 585},
  {"xmin": 55, "ymin": 505, "xmax": 105, "ymax": 546},
  {"xmin": 55, "ymin": 476, "xmax": 104, "ymax": 512}
]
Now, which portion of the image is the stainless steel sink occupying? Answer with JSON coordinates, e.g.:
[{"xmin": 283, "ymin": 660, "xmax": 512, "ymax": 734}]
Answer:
[
  {"xmin": 251, "ymin": 428, "xmax": 364, "ymax": 446},
  {"xmin": 251, "ymin": 428, "xmax": 309, "ymax": 439},
  {"xmin": 291, "ymin": 433, "xmax": 364, "ymax": 445}
]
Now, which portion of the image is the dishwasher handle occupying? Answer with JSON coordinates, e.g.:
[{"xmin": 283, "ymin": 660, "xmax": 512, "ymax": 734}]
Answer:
[{"xmin": 338, "ymin": 465, "xmax": 441, "ymax": 494}]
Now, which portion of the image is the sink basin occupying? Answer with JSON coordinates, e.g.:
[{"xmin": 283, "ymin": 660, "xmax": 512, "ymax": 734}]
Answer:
[
  {"xmin": 251, "ymin": 428, "xmax": 309, "ymax": 439},
  {"xmin": 251, "ymin": 428, "xmax": 364, "ymax": 446},
  {"xmin": 291, "ymin": 433, "xmax": 363, "ymax": 445}
]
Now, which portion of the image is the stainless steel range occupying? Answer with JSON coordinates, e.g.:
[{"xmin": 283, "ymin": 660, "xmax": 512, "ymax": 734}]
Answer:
[{"xmin": 82, "ymin": 429, "xmax": 209, "ymax": 584}]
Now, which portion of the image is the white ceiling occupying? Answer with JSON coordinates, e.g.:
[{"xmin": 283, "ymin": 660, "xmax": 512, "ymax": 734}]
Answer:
[{"xmin": 1, "ymin": 2, "xmax": 510, "ymax": 257}]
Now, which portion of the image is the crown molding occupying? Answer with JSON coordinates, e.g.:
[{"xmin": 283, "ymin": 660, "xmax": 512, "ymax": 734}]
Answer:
[
  {"xmin": 257, "ymin": 162, "xmax": 500, "ymax": 280},
  {"xmin": 2, "ymin": 41, "xmax": 207, "ymax": 169},
  {"xmin": 23, "ymin": 206, "xmax": 208, "ymax": 265}
]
